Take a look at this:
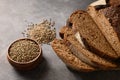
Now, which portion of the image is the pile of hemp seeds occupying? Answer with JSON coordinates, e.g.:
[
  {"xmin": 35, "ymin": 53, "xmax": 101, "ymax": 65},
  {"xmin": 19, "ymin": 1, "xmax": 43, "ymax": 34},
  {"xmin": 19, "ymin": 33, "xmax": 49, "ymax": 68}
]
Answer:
[{"xmin": 24, "ymin": 19, "xmax": 56, "ymax": 44}]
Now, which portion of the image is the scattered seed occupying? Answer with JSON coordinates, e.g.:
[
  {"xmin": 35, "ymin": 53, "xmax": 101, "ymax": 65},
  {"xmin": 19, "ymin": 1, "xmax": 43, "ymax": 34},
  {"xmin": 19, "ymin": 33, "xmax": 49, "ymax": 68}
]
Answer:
[{"xmin": 24, "ymin": 19, "xmax": 56, "ymax": 44}]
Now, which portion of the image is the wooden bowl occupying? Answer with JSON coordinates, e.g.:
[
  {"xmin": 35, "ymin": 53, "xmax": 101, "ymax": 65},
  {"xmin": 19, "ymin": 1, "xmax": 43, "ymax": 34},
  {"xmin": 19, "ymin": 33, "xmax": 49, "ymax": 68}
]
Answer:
[{"xmin": 7, "ymin": 38, "xmax": 42, "ymax": 70}]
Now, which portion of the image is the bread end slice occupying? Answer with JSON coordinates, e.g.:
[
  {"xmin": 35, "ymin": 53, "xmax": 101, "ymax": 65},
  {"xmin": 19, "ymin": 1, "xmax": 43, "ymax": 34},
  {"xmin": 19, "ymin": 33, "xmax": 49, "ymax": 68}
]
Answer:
[{"xmin": 51, "ymin": 39, "xmax": 95, "ymax": 72}]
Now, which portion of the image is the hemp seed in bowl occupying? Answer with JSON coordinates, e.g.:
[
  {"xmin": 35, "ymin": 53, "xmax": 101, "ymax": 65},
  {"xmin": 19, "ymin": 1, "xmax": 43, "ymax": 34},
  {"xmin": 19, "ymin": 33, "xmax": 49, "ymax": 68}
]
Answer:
[{"xmin": 7, "ymin": 38, "xmax": 42, "ymax": 70}]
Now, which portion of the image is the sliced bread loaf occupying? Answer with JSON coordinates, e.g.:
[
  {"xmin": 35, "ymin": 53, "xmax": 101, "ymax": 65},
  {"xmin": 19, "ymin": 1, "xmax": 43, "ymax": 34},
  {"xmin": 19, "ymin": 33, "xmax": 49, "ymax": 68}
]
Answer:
[
  {"xmin": 51, "ymin": 39, "xmax": 95, "ymax": 72},
  {"xmin": 68, "ymin": 10, "xmax": 118, "ymax": 59},
  {"xmin": 87, "ymin": 4, "xmax": 120, "ymax": 58}
]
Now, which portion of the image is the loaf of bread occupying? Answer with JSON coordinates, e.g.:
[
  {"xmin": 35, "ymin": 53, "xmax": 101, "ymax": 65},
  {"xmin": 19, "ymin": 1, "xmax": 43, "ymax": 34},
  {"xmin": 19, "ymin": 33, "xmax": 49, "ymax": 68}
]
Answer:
[{"xmin": 51, "ymin": 0, "xmax": 120, "ymax": 72}]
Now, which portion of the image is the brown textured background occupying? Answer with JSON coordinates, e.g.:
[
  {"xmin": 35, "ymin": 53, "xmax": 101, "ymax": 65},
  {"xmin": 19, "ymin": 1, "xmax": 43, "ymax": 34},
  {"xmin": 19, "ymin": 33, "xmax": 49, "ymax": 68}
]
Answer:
[{"xmin": 0, "ymin": 0, "xmax": 120, "ymax": 80}]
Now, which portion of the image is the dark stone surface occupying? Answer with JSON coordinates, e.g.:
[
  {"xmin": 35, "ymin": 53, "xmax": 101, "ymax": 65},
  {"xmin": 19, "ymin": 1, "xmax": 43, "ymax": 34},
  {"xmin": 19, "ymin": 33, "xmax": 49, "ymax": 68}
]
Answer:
[{"xmin": 1, "ymin": 0, "xmax": 120, "ymax": 80}]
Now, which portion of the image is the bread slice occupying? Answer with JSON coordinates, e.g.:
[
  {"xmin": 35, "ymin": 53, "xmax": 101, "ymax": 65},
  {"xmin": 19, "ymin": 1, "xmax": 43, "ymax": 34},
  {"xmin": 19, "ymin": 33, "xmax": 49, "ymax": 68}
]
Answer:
[
  {"xmin": 65, "ymin": 34, "xmax": 117, "ymax": 69},
  {"xmin": 68, "ymin": 10, "xmax": 118, "ymax": 59},
  {"xmin": 51, "ymin": 39, "xmax": 95, "ymax": 72},
  {"xmin": 87, "ymin": 4, "xmax": 120, "ymax": 58}
]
